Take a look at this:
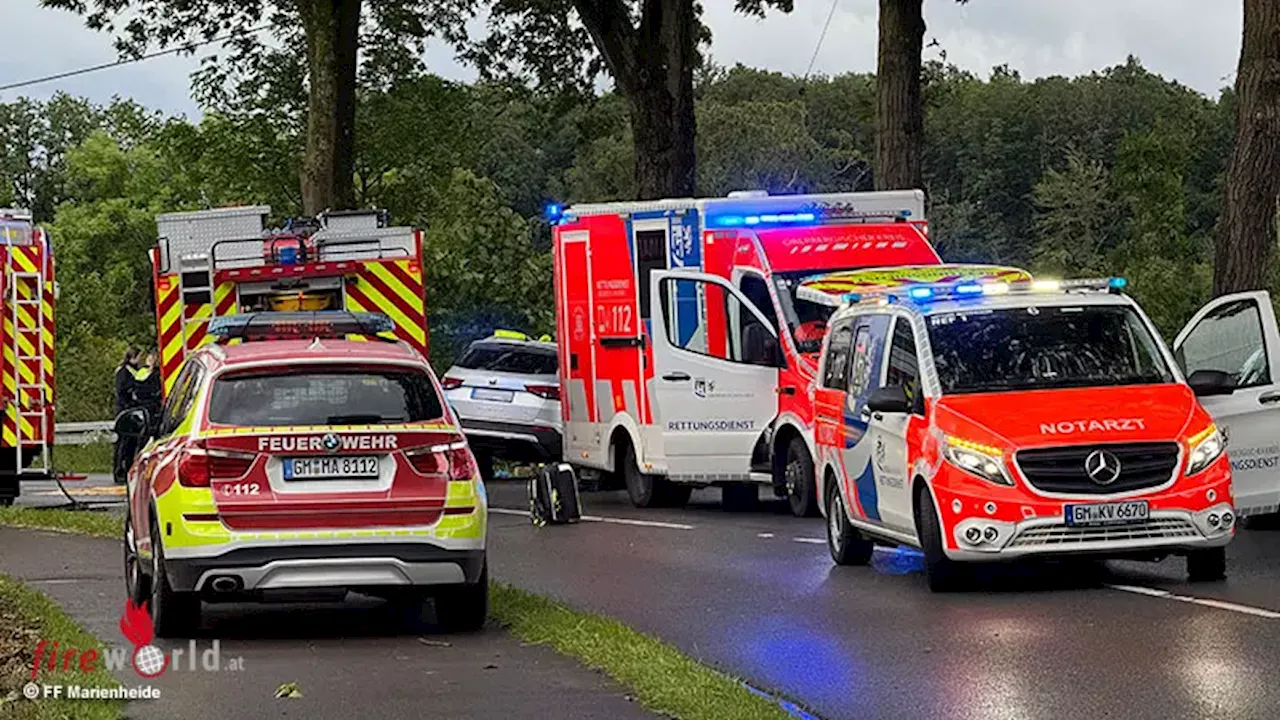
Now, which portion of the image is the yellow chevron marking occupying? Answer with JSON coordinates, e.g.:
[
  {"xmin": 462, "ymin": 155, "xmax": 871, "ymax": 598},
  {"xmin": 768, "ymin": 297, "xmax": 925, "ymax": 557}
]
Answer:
[
  {"xmin": 356, "ymin": 274, "xmax": 425, "ymax": 347},
  {"xmin": 10, "ymin": 249, "xmax": 37, "ymax": 275}
]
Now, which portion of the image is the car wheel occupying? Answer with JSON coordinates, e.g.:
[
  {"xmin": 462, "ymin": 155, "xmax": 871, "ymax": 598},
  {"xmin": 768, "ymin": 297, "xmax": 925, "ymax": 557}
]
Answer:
[
  {"xmin": 149, "ymin": 518, "xmax": 200, "ymax": 638},
  {"xmin": 124, "ymin": 513, "xmax": 150, "ymax": 605},
  {"xmin": 721, "ymin": 482, "xmax": 758, "ymax": 512},
  {"xmin": 784, "ymin": 437, "xmax": 819, "ymax": 518},
  {"xmin": 622, "ymin": 443, "xmax": 657, "ymax": 508},
  {"xmin": 435, "ymin": 561, "xmax": 489, "ymax": 633},
  {"xmin": 827, "ymin": 484, "xmax": 873, "ymax": 566},
  {"xmin": 1186, "ymin": 547, "xmax": 1227, "ymax": 582},
  {"xmin": 916, "ymin": 488, "xmax": 966, "ymax": 593}
]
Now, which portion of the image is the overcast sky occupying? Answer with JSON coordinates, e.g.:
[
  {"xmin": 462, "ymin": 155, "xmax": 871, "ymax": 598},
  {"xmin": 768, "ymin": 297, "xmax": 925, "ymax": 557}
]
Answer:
[{"xmin": 1, "ymin": 0, "xmax": 1243, "ymax": 119}]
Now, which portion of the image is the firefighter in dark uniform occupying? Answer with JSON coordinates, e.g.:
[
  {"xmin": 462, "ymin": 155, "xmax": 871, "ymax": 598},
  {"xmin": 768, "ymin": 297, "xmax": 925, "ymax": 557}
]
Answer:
[{"xmin": 112, "ymin": 347, "xmax": 141, "ymax": 484}]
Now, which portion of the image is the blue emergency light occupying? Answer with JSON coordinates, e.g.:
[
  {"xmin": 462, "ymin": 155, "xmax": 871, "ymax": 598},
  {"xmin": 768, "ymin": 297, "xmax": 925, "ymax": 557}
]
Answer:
[
  {"xmin": 841, "ymin": 276, "xmax": 1130, "ymax": 308},
  {"xmin": 209, "ymin": 311, "xmax": 395, "ymax": 342},
  {"xmin": 544, "ymin": 203, "xmax": 564, "ymax": 222}
]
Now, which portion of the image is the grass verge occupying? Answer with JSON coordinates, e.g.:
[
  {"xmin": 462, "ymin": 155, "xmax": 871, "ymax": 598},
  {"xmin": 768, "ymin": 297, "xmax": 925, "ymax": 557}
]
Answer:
[
  {"xmin": 53, "ymin": 442, "xmax": 113, "ymax": 475},
  {"xmin": 0, "ymin": 507, "xmax": 120, "ymax": 539},
  {"xmin": 490, "ymin": 583, "xmax": 803, "ymax": 720},
  {"xmin": 0, "ymin": 573, "xmax": 124, "ymax": 719}
]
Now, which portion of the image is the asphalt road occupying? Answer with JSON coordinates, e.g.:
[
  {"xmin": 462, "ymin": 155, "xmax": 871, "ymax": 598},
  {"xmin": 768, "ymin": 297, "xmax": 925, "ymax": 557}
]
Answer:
[
  {"xmin": 482, "ymin": 481, "xmax": 1280, "ymax": 720},
  {"xmin": 0, "ymin": 522, "xmax": 657, "ymax": 720}
]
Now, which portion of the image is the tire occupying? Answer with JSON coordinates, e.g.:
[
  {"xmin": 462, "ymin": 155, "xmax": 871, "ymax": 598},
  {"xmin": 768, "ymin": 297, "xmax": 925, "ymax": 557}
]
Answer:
[
  {"xmin": 916, "ymin": 487, "xmax": 966, "ymax": 593},
  {"xmin": 783, "ymin": 437, "xmax": 819, "ymax": 518},
  {"xmin": 435, "ymin": 561, "xmax": 489, "ymax": 633},
  {"xmin": 827, "ymin": 483, "xmax": 873, "ymax": 566},
  {"xmin": 721, "ymin": 482, "xmax": 758, "ymax": 512},
  {"xmin": 124, "ymin": 513, "xmax": 150, "ymax": 606},
  {"xmin": 149, "ymin": 518, "xmax": 200, "ymax": 638},
  {"xmin": 1186, "ymin": 547, "xmax": 1227, "ymax": 582},
  {"xmin": 622, "ymin": 443, "xmax": 657, "ymax": 508}
]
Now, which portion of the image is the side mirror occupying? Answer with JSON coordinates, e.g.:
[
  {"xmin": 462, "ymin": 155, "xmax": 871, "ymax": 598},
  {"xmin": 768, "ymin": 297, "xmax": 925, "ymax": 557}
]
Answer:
[
  {"xmin": 1187, "ymin": 369, "xmax": 1235, "ymax": 397},
  {"xmin": 114, "ymin": 408, "xmax": 151, "ymax": 439},
  {"xmin": 867, "ymin": 385, "xmax": 912, "ymax": 414}
]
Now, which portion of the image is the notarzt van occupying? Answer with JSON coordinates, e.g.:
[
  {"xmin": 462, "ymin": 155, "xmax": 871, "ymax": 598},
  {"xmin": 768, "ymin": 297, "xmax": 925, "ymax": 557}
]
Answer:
[
  {"xmin": 813, "ymin": 273, "xmax": 1234, "ymax": 591},
  {"xmin": 551, "ymin": 190, "xmax": 940, "ymax": 516}
]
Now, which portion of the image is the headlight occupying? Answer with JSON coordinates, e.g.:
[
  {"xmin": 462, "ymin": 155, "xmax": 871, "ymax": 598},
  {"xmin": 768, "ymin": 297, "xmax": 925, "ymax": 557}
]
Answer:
[
  {"xmin": 1186, "ymin": 424, "xmax": 1225, "ymax": 476},
  {"xmin": 942, "ymin": 436, "xmax": 1012, "ymax": 486}
]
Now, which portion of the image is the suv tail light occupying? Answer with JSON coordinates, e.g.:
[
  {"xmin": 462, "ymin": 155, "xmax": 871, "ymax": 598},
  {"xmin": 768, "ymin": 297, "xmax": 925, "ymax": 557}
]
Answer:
[
  {"xmin": 440, "ymin": 376, "xmax": 463, "ymax": 390},
  {"xmin": 177, "ymin": 442, "xmax": 256, "ymax": 488},
  {"xmin": 405, "ymin": 441, "xmax": 477, "ymax": 481},
  {"xmin": 525, "ymin": 383, "xmax": 560, "ymax": 401}
]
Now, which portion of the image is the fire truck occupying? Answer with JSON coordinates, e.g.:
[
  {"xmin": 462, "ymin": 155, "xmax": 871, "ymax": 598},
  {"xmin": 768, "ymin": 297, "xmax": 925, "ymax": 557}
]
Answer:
[
  {"xmin": 0, "ymin": 209, "xmax": 56, "ymax": 506},
  {"xmin": 550, "ymin": 190, "xmax": 941, "ymax": 516},
  {"xmin": 151, "ymin": 206, "xmax": 428, "ymax": 396}
]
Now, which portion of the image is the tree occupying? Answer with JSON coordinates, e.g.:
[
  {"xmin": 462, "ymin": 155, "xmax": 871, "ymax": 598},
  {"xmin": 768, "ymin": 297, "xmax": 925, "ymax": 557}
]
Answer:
[
  {"xmin": 40, "ymin": 0, "xmax": 448, "ymax": 214},
  {"xmin": 455, "ymin": 0, "xmax": 793, "ymax": 199},
  {"xmin": 1214, "ymin": 0, "xmax": 1280, "ymax": 296}
]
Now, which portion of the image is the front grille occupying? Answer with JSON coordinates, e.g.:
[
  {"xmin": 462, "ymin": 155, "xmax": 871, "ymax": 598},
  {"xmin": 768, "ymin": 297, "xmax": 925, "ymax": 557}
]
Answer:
[
  {"xmin": 1007, "ymin": 518, "xmax": 1198, "ymax": 548},
  {"xmin": 1015, "ymin": 442, "xmax": 1179, "ymax": 495}
]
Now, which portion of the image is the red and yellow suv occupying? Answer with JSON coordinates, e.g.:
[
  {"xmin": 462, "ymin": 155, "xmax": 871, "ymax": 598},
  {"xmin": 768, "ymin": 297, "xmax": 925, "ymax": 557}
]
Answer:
[
  {"xmin": 813, "ymin": 275, "xmax": 1234, "ymax": 591},
  {"xmin": 117, "ymin": 313, "xmax": 487, "ymax": 636}
]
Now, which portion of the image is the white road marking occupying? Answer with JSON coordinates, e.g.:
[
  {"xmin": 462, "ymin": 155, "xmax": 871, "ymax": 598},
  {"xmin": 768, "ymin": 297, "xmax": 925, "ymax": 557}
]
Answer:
[
  {"xmin": 757, "ymin": 533, "xmax": 775, "ymax": 538},
  {"xmin": 1106, "ymin": 584, "xmax": 1280, "ymax": 619},
  {"xmin": 793, "ymin": 537, "xmax": 825, "ymax": 545},
  {"xmin": 490, "ymin": 506, "xmax": 695, "ymax": 530}
]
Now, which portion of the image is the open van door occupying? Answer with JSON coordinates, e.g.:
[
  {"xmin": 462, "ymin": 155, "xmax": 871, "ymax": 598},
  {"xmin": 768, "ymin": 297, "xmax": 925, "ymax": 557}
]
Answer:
[
  {"xmin": 650, "ymin": 270, "xmax": 780, "ymax": 480},
  {"xmin": 1174, "ymin": 291, "xmax": 1280, "ymax": 517}
]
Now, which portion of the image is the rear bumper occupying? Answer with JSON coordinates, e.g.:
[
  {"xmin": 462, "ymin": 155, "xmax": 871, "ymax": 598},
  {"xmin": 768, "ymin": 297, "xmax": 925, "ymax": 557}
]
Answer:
[
  {"xmin": 459, "ymin": 418, "xmax": 562, "ymax": 461},
  {"xmin": 164, "ymin": 542, "xmax": 486, "ymax": 593}
]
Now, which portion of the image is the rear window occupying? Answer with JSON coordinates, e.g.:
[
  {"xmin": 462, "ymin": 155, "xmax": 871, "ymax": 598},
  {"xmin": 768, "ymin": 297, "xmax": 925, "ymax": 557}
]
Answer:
[
  {"xmin": 455, "ymin": 342, "xmax": 557, "ymax": 375},
  {"xmin": 207, "ymin": 368, "xmax": 445, "ymax": 426}
]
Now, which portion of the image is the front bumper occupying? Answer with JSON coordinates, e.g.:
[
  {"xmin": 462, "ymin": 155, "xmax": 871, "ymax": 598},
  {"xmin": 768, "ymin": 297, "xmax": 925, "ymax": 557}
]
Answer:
[
  {"xmin": 165, "ymin": 542, "xmax": 487, "ymax": 593},
  {"xmin": 459, "ymin": 418, "xmax": 562, "ymax": 461}
]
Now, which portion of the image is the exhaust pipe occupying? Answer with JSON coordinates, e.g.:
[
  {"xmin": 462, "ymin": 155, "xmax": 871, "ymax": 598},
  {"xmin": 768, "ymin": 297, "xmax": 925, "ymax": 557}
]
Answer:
[{"xmin": 209, "ymin": 576, "xmax": 242, "ymax": 593}]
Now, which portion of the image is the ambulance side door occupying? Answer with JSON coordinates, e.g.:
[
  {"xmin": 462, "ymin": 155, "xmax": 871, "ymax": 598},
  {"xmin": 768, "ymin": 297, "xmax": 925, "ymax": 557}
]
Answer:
[
  {"xmin": 839, "ymin": 313, "xmax": 892, "ymax": 527},
  {"xmin": 864, "ymin": 314, "xmax": 919, "ymax": 533},
  {"xmin": 650, "ymin": 270, "xmax": 781, "ymax": 479},
  {"xmin": 1174, "ymin": 291, "xmax": 1280, "ymax": 517}
]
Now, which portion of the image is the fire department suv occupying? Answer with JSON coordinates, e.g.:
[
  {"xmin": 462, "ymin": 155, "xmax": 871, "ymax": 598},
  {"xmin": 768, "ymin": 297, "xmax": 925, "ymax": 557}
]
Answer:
[
  {"xmin": 118, "ymin": 313, "xmax": 487, "ymax": 637},
  {"xmin": 552, "ymin": 190, "xmax": 940, "ymax": 515},
  {"xmin": 814, "ymin": 272, "xmax": 1235, "ymax": 591},
  {"xmin": 0, "ymin": 209, "xmax": 56, "ymax": 505},
  {"xmin": 151, "ymin": 206, "xmax": 428, "ymax": 396}
]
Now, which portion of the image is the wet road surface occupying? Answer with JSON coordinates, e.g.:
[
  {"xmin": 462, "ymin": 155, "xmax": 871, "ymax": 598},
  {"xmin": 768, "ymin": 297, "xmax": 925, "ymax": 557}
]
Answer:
[{"xmin": 484, "ymin": 481, "xmax": 1280, "ymax": 720}]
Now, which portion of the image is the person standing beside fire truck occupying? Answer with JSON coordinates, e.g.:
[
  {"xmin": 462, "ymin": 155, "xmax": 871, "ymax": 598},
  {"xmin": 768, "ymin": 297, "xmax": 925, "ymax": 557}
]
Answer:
[{"xmin": 112, "ymin": 347, "xmax": 141, "ymax": 483}]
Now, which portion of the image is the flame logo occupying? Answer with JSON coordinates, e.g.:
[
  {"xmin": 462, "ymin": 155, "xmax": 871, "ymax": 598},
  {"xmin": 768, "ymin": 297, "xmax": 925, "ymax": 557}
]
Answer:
[{"xmin": 120, "ymin": 599, "xmax": 168, "ymax": 678}]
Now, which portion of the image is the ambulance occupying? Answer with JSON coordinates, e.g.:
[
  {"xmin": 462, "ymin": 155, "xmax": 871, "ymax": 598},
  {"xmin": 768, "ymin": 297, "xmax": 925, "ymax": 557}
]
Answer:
[
  {"xmin": 550, "ymin": 190, "xmax": 940, "ymax": 515},
  {"xmin": 151, "ymin": 206, "xmax": 428, "ymax": 396},
  {"xmin": 812, "ymin": 272, "xmax": 1235, "ymax": 591},
  {"xmin": 0, "ymin": 209, "xmax": 56, "ymax": 505}
]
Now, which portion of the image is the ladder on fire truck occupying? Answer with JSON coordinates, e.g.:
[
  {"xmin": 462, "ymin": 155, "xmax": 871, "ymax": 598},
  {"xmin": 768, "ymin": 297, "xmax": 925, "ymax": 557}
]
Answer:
[{"xmin": 12, "ymin": 268, "xmax": 48, "ymax": 476}]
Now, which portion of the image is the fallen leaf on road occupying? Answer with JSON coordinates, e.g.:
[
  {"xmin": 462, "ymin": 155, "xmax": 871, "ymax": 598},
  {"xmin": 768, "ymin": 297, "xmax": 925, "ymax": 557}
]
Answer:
[
  {"xmin": 274, "ymin": 682, "xmax": 303, "ymax": 699},
  {"xmin": 418, "ymin": 638, "xmax": 452, "ymax": 647},
  {"xmin": 484, "ymin": 663, "xmax": 498, "ymax": 670}
]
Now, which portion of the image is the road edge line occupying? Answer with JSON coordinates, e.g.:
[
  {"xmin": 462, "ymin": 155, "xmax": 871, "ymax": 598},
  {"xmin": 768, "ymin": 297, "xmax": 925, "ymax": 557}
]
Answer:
[{"xmin": 1105, "ymin": 583, "xmax": 1280, "ymax": 619}]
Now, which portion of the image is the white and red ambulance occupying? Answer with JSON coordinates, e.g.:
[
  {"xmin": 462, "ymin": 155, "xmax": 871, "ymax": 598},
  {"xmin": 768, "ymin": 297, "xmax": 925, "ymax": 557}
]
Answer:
[{"xmin": 551, "ymin": 190, "xmax": 941, "ymax": 515}]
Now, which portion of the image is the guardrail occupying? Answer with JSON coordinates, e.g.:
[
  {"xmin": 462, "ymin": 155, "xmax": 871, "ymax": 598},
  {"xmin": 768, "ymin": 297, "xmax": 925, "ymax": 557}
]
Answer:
[{"xmin": 55, "ymin": 421, "xmax": 114, "ymax": 446}]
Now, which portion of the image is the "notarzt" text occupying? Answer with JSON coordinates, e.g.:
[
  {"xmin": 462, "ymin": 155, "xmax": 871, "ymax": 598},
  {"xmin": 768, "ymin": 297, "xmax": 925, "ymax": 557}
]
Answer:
[{"xmin": 1039, "ymin": 419, "xmax": 1147, "ymax": 435}]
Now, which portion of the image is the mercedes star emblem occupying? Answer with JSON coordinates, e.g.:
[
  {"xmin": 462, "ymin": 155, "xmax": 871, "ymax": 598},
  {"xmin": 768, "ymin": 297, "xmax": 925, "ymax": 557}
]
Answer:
[
  {"xmin": 322, "ymin": 433, "xmax": 342, "ymax": 453},
  {"xmin": 1084, "ymin": 449, "xmax": 1122, "ymax": 486}
]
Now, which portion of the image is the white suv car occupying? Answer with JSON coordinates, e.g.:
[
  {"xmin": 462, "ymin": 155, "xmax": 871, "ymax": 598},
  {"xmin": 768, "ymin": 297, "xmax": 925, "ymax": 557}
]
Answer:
[{"xmin": 441, "ymin": 332, "xmax": 562, "ymax": 478}]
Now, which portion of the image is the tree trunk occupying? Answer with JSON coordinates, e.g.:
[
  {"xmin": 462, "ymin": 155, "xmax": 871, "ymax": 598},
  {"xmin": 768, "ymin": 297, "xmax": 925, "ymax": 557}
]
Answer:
[
  {"xmin": 874, "ymin": 0, "xmax": 925, "ymax": 191},
  {"xmin": 1215, "ymin": 0, "xmax": 1280, "ymax": 296},
  {"xmin": 297, "ymin": 0, "xmax": 362, "ymax": 215},
  {"xmin": 575, "ymin": 0, "xmax": 697, "ymax": 200}
]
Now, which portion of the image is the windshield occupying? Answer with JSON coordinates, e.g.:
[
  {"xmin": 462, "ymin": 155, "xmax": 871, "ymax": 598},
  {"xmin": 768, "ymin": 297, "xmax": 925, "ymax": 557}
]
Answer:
[
  {"xmin": 208, "ymin": 368, "xmax": 445, "ymax": 426},
  {"xmin": 927, "ymin": 304, "xmax": 1174, "ymax": 394},
  {"xmin": 773, "ymin": 272, "xmax": 842, "ymax": 354},
  {"xmin": 455, "ymin": 342, "xmax": 557, "ymax": 375}
]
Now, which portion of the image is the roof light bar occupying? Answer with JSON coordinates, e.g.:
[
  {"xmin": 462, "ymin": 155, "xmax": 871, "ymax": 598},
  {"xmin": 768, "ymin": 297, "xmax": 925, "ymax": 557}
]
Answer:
[
  {"xmin": 209, "ymin": 311, "xmax": 396, "ymax": 342},
  {"xmin": 840, "ymin": 276, "xmax": 1128, "ymax": 307}
]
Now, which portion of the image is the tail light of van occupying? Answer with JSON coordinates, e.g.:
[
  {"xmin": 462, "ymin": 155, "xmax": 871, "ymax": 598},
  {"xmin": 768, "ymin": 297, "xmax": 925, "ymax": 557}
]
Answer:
[
  {"xmin": 440, "ymin": 376, "xmax": 463, "ymax": 390},
  {"xmin": 404, "ymin": 441, "xmax": 477, "ymax": 481},
  {"xmin": 177, "ymin": 442, "xmax": 257, "ymax": 487},
  {"xmin": 525, "ymin": 384, "xmax": 560, "ymax": 401}
]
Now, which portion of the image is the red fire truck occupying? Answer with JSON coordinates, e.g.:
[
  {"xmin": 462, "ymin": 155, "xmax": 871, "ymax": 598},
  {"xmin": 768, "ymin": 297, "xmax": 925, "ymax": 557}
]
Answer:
[
  {"xmin": 550, "ymin": 190, "xmax": 941, "ymax": 516},
  {"xmin": 0, "ymin": 209, "xmax": 56, "ymax": 505},
  {"xmin": 151, "ymin": 206, "xmax": 428, "ymax": 396}
]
